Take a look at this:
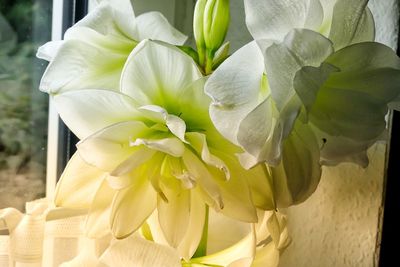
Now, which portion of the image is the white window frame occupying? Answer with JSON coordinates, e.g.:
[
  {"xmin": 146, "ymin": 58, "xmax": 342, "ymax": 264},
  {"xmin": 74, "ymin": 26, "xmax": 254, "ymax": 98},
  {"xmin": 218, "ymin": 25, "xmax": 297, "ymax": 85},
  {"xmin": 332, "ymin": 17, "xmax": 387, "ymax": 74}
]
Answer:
[{"xmin": 46, "ymin": 0, "xmax": 65, "ymax": 199}]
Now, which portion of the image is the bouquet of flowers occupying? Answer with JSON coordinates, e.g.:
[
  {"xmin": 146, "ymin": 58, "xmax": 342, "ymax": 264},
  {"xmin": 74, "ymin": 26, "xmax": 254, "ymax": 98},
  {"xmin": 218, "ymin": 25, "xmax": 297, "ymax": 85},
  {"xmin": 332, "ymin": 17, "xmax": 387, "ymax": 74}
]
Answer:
[{"xmin": 28, "ymin": 0, "xmax": 400, "ymax": 266}]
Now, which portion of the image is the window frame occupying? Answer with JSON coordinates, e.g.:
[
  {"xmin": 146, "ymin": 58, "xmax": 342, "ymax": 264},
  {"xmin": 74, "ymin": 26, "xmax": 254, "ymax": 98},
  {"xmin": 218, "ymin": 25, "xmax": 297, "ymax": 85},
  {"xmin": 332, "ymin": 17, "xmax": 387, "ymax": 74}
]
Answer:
[{"xmin": 45, "ymin": 0, "xmax": 87, "ymax": 199}]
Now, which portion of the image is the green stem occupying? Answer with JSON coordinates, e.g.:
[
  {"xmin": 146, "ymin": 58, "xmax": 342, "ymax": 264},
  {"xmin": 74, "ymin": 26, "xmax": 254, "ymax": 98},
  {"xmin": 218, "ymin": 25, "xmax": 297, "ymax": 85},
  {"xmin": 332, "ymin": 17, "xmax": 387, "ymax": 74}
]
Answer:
[
  {"xmin": 204, "ymin": 50, "xmax": 214, "ymax": 75},
  {"xmin": 193, "ymin": 205, "xmax": 209, "ymax": 258}
]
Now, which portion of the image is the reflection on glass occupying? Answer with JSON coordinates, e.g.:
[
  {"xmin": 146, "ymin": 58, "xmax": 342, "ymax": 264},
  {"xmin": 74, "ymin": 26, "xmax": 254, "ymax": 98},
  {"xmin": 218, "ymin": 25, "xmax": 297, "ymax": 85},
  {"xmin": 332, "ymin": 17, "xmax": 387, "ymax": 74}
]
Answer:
[{"xmin": 0, "ymin": 0, "xmax": 52, "ymax": 211}]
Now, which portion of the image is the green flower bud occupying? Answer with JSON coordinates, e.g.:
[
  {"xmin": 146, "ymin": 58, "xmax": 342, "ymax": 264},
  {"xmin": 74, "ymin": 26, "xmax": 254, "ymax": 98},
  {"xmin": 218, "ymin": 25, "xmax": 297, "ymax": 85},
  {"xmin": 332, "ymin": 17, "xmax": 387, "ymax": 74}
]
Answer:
[
  {"xmin": 203, "ymin": 0, "xmax": 230, "ymax": 53},
  {"xmin": 212, "ymin": 41, "xmax": 230, "ymax": 69},
  {"xmin": 194, "ymin": 0, "xmax": 207, "ymax": 52}
]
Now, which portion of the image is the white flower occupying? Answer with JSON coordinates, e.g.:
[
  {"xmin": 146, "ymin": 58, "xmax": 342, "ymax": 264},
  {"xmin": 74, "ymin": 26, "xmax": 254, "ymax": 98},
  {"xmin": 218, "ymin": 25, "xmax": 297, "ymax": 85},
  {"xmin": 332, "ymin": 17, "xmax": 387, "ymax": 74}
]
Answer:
[
  {"xmin": 37, "ymin": 0, "xmax": 186, "ymax": 94},
  {"xmin": 205, "ymin": 0, "xmax": 400, "ymax": 206},
  {"xmin": 52, "ymin": 40, "xmax": 276, "ymax": 259}
]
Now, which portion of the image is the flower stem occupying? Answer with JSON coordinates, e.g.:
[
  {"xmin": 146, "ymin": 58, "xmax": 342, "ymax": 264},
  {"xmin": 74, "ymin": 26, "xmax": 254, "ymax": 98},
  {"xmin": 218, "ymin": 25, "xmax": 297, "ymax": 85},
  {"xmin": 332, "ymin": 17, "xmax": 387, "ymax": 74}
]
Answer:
[{"xmin": 204, "ymin": 49, "xmax": 214, "ymax": 75}]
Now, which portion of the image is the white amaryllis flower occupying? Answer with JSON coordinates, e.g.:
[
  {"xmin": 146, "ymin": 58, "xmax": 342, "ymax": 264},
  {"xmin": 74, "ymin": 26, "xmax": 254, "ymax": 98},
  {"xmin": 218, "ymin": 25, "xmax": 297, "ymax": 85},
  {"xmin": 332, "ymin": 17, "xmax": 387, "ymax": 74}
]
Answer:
[
  {"xmin": 37, "ymin": 0, "xmax": 186, "ymax": 93},
  {"xmin": 205, "ymin": 0, "xmax": 400, "ymax": 206},
  {"xmin": 52, "ymin": 40, "xmax": 276, "ymax": 259}
]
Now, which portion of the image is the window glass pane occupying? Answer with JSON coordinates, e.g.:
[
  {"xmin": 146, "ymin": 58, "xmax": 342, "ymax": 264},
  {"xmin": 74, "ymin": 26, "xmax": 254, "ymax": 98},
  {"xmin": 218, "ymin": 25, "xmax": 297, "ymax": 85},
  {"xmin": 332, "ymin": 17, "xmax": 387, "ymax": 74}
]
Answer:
[{"xmin": 0, "ymin": 0, "xmax": 52, "ymax": 211}]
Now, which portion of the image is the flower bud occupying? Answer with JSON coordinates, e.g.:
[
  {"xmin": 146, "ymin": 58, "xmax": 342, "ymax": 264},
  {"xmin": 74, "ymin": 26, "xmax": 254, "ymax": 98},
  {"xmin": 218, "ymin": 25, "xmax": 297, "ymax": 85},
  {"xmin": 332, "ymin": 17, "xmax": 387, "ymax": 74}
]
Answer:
[
  {"xmin": 194, "ymin": 0, "xmax": 207, "ymax": 66},
  {"xmin": 203, "ymin": 0, "xmax": 230, "ymax": 53},
  {"xmin": 194, "ymin": 0, "xmax": 207, "ymax": 53}
]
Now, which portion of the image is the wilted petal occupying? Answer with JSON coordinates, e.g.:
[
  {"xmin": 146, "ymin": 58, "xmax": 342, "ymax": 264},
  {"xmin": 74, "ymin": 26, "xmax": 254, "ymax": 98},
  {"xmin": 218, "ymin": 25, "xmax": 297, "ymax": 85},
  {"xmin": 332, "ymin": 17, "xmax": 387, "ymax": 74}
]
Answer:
[
  {"xmin": 53, "ymin": 89, "xmax": 141, "ymax": 139},
  {"xmin": 244, "ymin": 0, "xmax": 323, "ymax": 41},
  {"xmin": 270, "ymin": 121, "xmax": 321, "ymax": 208},
  {"xmin": 121, "ymin": 40, "xmax": 201, "ymax": 107},
  {"xmin": 54, "ymin": 152, "xmax": 106, "ymax": 209},
  {"xmin": 77, "ymin": 121, "xmax": 151, "ymax": 172},
  {"xmin": 328, "ymin": 0, "xmax": 374, "ymax": 50},
  {"xmin": 111, "ymin": 180, "xmax": 157, "ymax": 239},
  {"xmin": 136, "ymin": 12, "xmax": 187, "ymax": 45},
  {"xmin": 99, "ymin": 235, "xmax": 181, "ymax": 267},
  {"xmin": 205, "ymin": 41, "xmax": 264, "ymax": 144}
]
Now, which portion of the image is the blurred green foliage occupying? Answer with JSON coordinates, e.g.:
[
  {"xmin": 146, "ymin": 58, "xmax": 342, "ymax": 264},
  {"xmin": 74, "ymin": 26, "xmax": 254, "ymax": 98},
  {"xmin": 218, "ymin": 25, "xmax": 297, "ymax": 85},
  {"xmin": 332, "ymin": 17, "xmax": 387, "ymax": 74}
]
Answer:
[{"xmin": 0, "ymin": 0, "xmax": 52, "ymax": 209}]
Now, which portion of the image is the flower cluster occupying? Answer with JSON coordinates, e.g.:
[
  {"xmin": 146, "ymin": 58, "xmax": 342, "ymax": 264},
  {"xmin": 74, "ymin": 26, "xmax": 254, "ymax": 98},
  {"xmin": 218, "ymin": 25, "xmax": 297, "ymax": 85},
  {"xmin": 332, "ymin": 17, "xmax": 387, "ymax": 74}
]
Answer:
[{"xmin": 37, "ymin": 0, "xmax": 400, "ymax": 266}]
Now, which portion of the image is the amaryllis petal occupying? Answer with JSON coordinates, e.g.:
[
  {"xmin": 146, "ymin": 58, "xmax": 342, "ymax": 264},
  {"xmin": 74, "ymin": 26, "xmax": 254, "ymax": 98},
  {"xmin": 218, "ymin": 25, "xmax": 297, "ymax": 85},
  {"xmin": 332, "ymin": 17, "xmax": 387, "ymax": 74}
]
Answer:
[
  {"xmin": 147, "ymin": 190, "xmax": 206, "ymax": 261},
  {"xmin": 53, "ymin": 89, "xmax": 141, "ymax": 139},
  {"xmin": 237, "ymin": 97, "xmax": 281, "ymax": 166},
  {"xmin": 110, "ymin": 147, "xmax": 156, "ymax": 177},
  {"xmin": 209, "ymin": 152, "xmax": 259, "ymax": 223},
  {"xmin": 136, "ymin": 12, "xmax": 187, "ymax": 45},
  {"xmin": 310, "ymin": 124, "xmax": 378, "ymax": 167},
  {"xmin": 205, "ymin": 41, "xmax": 264, "ymax": 145},
  {"xmin": 99, "ymin": 235, "xmax": 181, "ymax": 267},
  {"xmin": 54, "ymin": 153, "xmax": 106, "ymax": 209},
  {"xmin": 177, "ymin": 190, "xmax": 206, "ymax": 260},
  {"xmin": 39, "ymin": 40, "xmax": 130, "ymax": 93},
  {"xmin": 295, "ymin": 42, "xmax": 400, "ymax": 143},
  {"xmin": 186, "ymin": 132, "xmax": 230, "ymax": 179},
  {"xmin": 77, "ymin": 121, "xmax": 151, "ymax": 172},
  {"xmin": 36, "ymin": 40, "xmax": 62, "ymax": 61},
  {"xmin": 120, "ymin": 40, "xmax": 202, "ymax": 107},
  {"xmin": 270, "ymin": 121, "xmax": 321, "ymax": 208},
  {"xmin": 111, "ymin": 179, "xmax": 157, "ymax": 239},
  {"xmin": 71, "ymin": 0, "xmax": 138, "ymax": 40},
  {"xmin": 85, "ymin": 179, "xmax": 115, "ymax": 238},
  {"xmin": 137, "ymin": 105, "xmax": 188, "ymax": 142},
  {"xmin": 131, "ymin": 137, "xmax": 185, "ymax": 157},
  {"xmin": 243, "ymin": 165, "xmax": 276, "ymax": 211},
  {"xmin": 251, "ymin": 242, "xmax": 279, "ymax": 267},
  {"xmin": 328, "ymin": 0, "xmax": 374, "ymax": 50},
  {"xmin": 264, "ymin": 29, "xmax": 333, "ymax": 110},
  {"xmin": 182, "ymin": 149, "xmax": 223, "ymax": 210},
  {"xmin": 244, "ymin": 0, "xmax": 323, "ymax": 41},
  {"xmin": 191, "ymin": 225, "xmax": 256, "ymax": 267},
  {"xmin": 177, "ymin": 78, "xmax": 211, "ymax": 126},
  {"xmin": 157, "ymin": 188, "xmax": 190, "ymax": 248}
]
